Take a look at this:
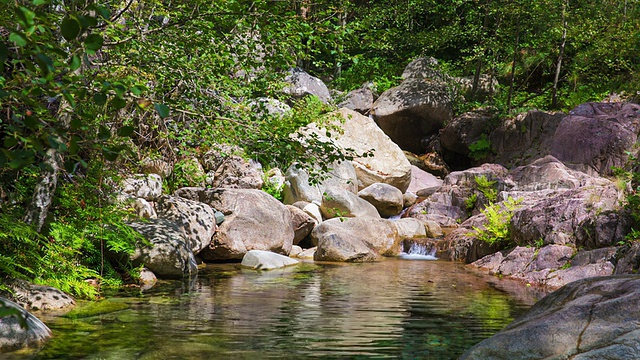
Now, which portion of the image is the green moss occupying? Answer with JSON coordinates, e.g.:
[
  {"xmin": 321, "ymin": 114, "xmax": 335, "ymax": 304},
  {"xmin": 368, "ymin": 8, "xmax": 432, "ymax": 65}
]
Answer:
[{"xmin": 64, "ymin": 300, "xmax": 130, "ymax": 319}]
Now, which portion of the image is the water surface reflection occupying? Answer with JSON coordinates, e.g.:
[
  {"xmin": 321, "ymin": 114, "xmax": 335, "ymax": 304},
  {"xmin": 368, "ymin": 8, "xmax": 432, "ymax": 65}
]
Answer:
[{"xmin": 15, "ymin": 259, "xmax": 542, "ymax": 359}]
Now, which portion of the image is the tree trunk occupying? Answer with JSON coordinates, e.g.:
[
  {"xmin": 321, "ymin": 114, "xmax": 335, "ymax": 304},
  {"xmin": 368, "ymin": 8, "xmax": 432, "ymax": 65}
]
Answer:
[
  {"xmin": 23, "ymin": 103, "xmax": 71, "ymax": 232},
  {"xmin": 471, "ymin": 0, "xmax": 492, "ymax": 100},
  {"xmin": 551, "ymin": 0, "xmax": 568, "ymax": 109},
  {"xmin": 506, "ymin": 17, "xmax": 520, "ymax": 112},
  {"xmin": 23, "ymin": 148, "xmax": 62, "ymax": 232}
]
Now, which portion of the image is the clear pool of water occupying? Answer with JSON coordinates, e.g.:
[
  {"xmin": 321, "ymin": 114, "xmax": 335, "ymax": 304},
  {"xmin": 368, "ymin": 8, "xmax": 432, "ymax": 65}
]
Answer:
[{"xmin": 9, "ymin": 259, "xmax": 543, "ymax": 360}]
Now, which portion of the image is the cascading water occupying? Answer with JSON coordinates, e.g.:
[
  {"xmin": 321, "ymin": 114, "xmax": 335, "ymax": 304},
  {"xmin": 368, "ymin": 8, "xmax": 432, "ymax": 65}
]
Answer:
[{"xmin": 399, "ymin": 241, "xmax": 438, "ymax": 260}]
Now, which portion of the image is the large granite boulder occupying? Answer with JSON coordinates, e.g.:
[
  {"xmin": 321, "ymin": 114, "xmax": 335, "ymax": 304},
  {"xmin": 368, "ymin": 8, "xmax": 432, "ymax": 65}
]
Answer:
[
  {"xmin": 320, "ymin": 186, "xmax": 381, "ymax": 219},
  {"xmin": 460, "ymin": 275, "xmax": 640, "ymax": 360},
  {"xmin": 156, "ymin": 195, "xmax": 216, "ymax": 255},
  {"xmin": 508, "ymin": 183, "xmax": 623, "ymax": 247},
  {"xmin": 128, "ymin": 219, "xmax": 198, "ymax": 278},
  {"xmin": 312, "ymin": 217, "xmax": 401, "ymax": 262},
  {"xmin": 283, "ymin": 68, "xmax": 331, "ymax": 103},
  {"xmin": 240, "ymin": 250, "xmax": 299, "ymax": 270},
  {"xmin": 436, "ymin": 219, "xmax": 502, "ymax": 263},
  {"xmin": 440, "ymin": 109, "xmax": 494, "ymax": 158},
  {"xmin": 487, "ymin": 110, "xmax": 565, "ymax": 168},
  {"xmin": 300, "ymin": 108, "xmax": 412, "ymax": 192},
  {"xmin": 174, "ymin": 188, "xmax": 294, "ymax": 260},
  {"xmin": 401, "ymin": 57, "xmax": 452, "ymax": 82},
  {"xmin": 509, "ymin": 155, "xmax": 611, "ymax": 191},
  {"xmin": 371, "ymin": 73, "xmax": 453, "ymax": 154},
  {"xmin": 357, "ymin": 182, "xmax": 404, "ymax": 217},
  {"xmin": 551, "ymin": 102, "xmax": 640, "ymax": 176},
  {"xmin": 406, "ymin": 165, "xmax": 444, "ymax": 194},
  {"xmin": 282, "ymin": 160, "xmax": 358, "ymax": 205},
  {"xmin": 210, "ymin": 156, "xmax": 264, "ymax": 189},
  {"xmin": 394, "ymin": 218, "xmax": 428, "ymax": 239},
  {"xmin": 0, "ymin": 297, "xmax": 52, "ymax": 351},
  {"xmin": 454, "ymin": 74, "xmax": 498, "ymax": 101},
  {"xmin": 140, "ymin": 158, "xmax": 173, "ymax": 179}
]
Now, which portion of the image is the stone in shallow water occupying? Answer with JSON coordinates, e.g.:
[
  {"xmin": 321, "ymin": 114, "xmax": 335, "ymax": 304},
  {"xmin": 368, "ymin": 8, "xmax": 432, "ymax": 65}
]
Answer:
[
  {"xmin": 240, "ymin": 250, "xmax": 299, "ymax": 270},
  {"xmin": 0, "ymin": 297, "xmax": 52, "ymax": 351},
  {"xmin": 460, "ymin": 275, "xmax": 640, "ymax": 360}
]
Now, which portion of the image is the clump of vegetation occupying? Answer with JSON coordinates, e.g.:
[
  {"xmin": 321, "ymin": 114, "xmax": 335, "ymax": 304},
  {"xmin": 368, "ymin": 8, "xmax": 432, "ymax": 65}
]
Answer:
[
  {"xmin": 474, "ymin": 175, "xmax": 498, "ymax": 203},
  {"xmin": 469, "ymin": 135, "xmax": 493, "ymax": 161},
  {"xmin": 0, "ymin": 164, "xmax": 143, "ymax": 299},
  {"xmin": 472, "ymin": 197, "xmax": 522, "ymax": 246},
  {"xmin": 465, "ymin": 193, "xmax": 478, "ymax": 212}
]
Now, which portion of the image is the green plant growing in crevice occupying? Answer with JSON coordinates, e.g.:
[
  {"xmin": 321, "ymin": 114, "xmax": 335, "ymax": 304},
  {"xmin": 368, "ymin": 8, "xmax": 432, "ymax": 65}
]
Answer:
[
  {"xmin": 472, "ymin": 197, "xmax": 522, "ymax": 247},
  {"xmin": 474, "ymin": 175, "xmax": 498, "ymax": 203},
  {"xmin": 469, "ymin": 135, "xmax": 492, "ymax": 161},
  {"xmin": 465, "ymin": 193, "xmax": 478, "ymax": 212},
  {"xmin": 612, "ymin": 153, "xmax": 640, "ymax": 243}
]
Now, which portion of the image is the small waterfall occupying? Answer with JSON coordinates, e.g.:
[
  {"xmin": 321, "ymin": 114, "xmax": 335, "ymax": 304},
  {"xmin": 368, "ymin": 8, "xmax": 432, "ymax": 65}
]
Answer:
[{"xmin": 399, "ymin": 240, "xmax": 438, "ymax": 260}]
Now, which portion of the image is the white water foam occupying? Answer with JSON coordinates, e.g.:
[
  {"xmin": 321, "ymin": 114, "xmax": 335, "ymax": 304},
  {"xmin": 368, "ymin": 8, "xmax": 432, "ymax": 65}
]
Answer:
[{"xmin": 399, "ymin": 242, "xmax": 438, "ymax": 261}]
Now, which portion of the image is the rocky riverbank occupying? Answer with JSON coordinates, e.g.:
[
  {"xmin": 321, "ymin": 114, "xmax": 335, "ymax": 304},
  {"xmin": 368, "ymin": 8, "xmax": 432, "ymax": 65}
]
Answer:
[{"xmin": 3, "ymin": 57, "xmax": 640, "ymax": 357}]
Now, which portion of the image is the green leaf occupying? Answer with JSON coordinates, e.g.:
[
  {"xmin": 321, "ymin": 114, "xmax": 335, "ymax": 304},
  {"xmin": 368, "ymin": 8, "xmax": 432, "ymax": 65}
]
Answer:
[
  {"xmin": 110, "ymin": 97, "xmax": 126, "ymax": 109},
  {"xmin": 84, "ymin": 34, "xmax": 103, "ymax": 51},
  {"xmin": 35, "ymin": 53, "xmax": 53, "ymax": 75},
  {"xmin": 69, "ymin": 55, "xmax": 82, "ymax": 71},
  {"xmin": 102, "ymin": 146, "xmax": 121, "ymax": 161},
  {"xmin": 61, "ymin": 17, "xmax": 81, "ymax": 41},
  {"xmin": 32, "ymin": 0, "xmax": 49, "ymax": 5},
  {"xmin": 9, "ymin": 33, "xmax": 27, "ymax": 47},
  {"xmin": 17, "ymin": 7, "xmax": 36, "ymax": 27},
  {"xmin": 93, "ymin": 92, "xmax": 107, "ymax": 106},
  {"xmin": 98, "ymin": 125, "xmax": 111, "ymax": 141},
  {"xmin": 154, "ymin": 103, "xmax": 170, "ymax": 118},
  {"xmin": 93, "ymin": 5, "xmax": 111, "ymax": 19},
  {"xmin": 70, "ymin": 117, "xmax": 82, "ymax": 130},
  {"xmin": 4, "ymin": 137, "xmax": 18, "ymax": 148},
  {"xmin": 62, "ymin": 91, "xmax": 76, "ymax": 108},
  {"xmin": 69, "ymin": 136, "xmax": 80, "ymax": 155},
  {"xmin": 117, "ymin": 126, "xmax": 135, "ymax": 137},
  {"xmin": 131, "ymin": 85, "xmax": 145, "ymax": 96}
]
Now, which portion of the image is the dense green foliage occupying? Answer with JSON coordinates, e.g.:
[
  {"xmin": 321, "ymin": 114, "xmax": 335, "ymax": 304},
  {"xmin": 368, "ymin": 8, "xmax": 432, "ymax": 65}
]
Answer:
[{"xmin": 0, "ymin": 164, "xmax": 143, "ymax": 298}]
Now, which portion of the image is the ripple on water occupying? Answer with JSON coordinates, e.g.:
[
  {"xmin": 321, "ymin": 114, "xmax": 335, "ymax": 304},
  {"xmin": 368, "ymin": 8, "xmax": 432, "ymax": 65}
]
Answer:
[{"xmin": 8, "ymin": 259, "xmax": 542, "ymax": 360}]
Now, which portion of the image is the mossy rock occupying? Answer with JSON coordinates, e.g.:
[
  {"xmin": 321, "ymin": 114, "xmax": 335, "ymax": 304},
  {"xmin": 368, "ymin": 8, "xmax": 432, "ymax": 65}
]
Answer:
[{"xmin": 63, "ymin": 300, "xmax": 130, "ymax": 319}]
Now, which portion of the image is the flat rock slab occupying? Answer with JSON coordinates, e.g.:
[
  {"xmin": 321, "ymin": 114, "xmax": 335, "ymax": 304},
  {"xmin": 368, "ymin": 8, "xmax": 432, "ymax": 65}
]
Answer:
[{"xmin": 240, "ymin": 250, "xmax": 299, "ymax": 270}]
